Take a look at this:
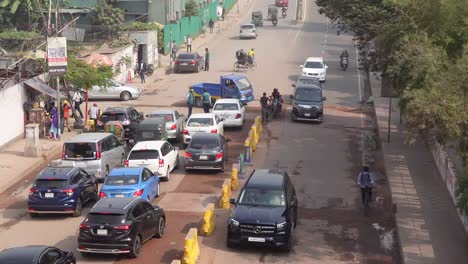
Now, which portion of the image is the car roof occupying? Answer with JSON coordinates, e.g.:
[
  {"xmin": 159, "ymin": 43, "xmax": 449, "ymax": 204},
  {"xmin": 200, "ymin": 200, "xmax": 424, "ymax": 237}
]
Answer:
[
  {"xmin": 188, "ymin": 113, "xmax": 214, "ymax": 119},
  {"xmin": 241, "ymin": 23, "xmax": 255, "ymax": 26},
  {"xmin": 214, "ymin": 98, "xmax": 239, "ymax": 104},
  {"xmin": 90, "ymin": 197, "xmax": 142, "ymax": 214},
  {"xmin": 37, "ymin": 167, "xmax": 77, "ymax": 180},
  {"xmin": 0, "ymin": 246, "xmax": 50, "ymax": 262},
  {"xmin": 191, "ymin": 133, "xmax": 221, "ymax": 140},
  {"xmin": 305, "ymin": 57, "xmax": 324, "ymax": 62},
  {"xmin": 131, "ymin": 141, "xmax": 165, "ymax": 150},
  {"xmin": 108, "ymin": 167, "xmax": 143, "ymax": 177},
  {"xmin": 149, "ymin": 109, "xmax": 176, "ymax": 115},
  {"xmin": 246, "ymin": 169, "xmax": 285, "ymax": 190},
  {"xmin": 103, "ymin": 106, "xmax": 131, "ymax": 113},
  {"xmin": 65, "ymin": 132, "xmax": 113, "ymax": 143},
  {"xmin": 178, "ymin": 53, "xmax": 196, "ymax": 56}
]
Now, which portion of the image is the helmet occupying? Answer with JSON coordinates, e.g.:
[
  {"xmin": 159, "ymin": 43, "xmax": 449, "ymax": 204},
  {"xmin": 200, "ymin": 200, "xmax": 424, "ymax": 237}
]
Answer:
[
  {"xmin": 363, "ymin": 166, "xmax": 369, "ymax": 172},
  {"xmin": 273, "ymin": 88, "xmax": 278, "ymax": 92}
]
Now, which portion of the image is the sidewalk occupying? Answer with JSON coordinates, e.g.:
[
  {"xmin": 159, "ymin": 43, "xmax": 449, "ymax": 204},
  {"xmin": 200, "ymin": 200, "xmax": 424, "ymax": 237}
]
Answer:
[{"xmin": 371, "ymin": 75, "xmax": 468, "ymax": 263}]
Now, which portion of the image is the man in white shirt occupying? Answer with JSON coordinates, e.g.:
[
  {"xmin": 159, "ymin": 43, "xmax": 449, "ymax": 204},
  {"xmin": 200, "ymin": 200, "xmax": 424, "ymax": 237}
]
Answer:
[
  {"xmin": 72, "ymin": 91, "xmax": 83, "ymax": 118},
  {"xmin": 88, "ymin": 103, "xmax": 100, "ymax": 131},
  {"xmin": 187, "ymin": 35, "xmax": 193, "ymax": 52}
]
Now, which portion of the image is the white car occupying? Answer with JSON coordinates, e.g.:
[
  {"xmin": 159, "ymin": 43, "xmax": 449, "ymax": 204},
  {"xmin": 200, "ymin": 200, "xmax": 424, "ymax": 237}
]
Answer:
[
  {"xmin": 125, "ymin": 141, "xmax": 179, "ymax": 181},
  {"xmin": 212, "ymin": 99, "xmax": 245, "ymax": 128},
  {"xmin": 240, "ymin": 24, "xmax": 257, "ymax": 39},
  {"xmin": 72, "ymin": 79, "xmax": 141, "ymax": 101},
  {"xmin": 300, "ymin": 57, "xmax": 328, "ymax": 82},
  {"xmin": 183, "ymin": 113, "xmax": 224, "ymax": 144}
]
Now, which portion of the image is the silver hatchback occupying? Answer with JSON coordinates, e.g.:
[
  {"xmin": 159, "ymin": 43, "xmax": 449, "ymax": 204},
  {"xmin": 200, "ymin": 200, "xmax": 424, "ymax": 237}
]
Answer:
[
  {"xmin": 240, "ymin": 24, "xmax": 257, "ymax": 39},
  {"xmin": 72, "ymin": 79, "xmax": 141, "ymax": 101},
  {"xmin": 60, "ymin": 133, "xmax": 125, "ymax": 181}
]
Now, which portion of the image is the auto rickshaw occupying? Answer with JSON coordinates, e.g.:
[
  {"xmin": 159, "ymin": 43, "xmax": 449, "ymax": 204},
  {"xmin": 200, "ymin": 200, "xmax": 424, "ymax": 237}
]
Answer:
[
  {"xmin": 251, "ymin": 11, "xmax": 263, "ymax": 27},
  {"xmin": 267, "ymin": 6, "xmax": 278, "ymax": 26},
  {"xmin": 133, "ymin": 117, "xmax": 168, "ymax": 143}
]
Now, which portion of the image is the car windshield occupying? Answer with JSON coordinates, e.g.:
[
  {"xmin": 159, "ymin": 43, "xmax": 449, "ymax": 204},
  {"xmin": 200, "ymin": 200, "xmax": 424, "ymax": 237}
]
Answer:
[
  {"xmin": 34, "ymin": 179, "xmax": 68, "ymax": 189},
  {"xmin": 188, "ymin": 118, "xmax": 213, "ymax": 127},
  {"xmin": 105, "ymin": 175, "xmax": 140, "ymax": 185},
  {"xmin": 236, "ymin": 78, "xmax": 252, "ymax": 91},
  {"xmin": 297, "ymin": 78, "xmax": 320, "ymax": 86},
  {"xmin": 177, "ymin": 54, "xmax": 194, "ymax": 60},
  {"xmin": 190, "ymin": 138, "xmax": 220, "ymax": 149},
  {"xmin": 148, "ymin": 113, "xmax": 173, "ymax": 122},
  {"xmin": 100, "ymin": 113, "xmax": 126, "ymax": 124},
  {"xmin": 304, "ymin": 61, "xmax": 324, "ymax": 68},
  {"xmin": 64, "ymin": 142, "xmax": 96, "ymax": 159},
  {"xmin": 241, "ymin": 25, "xmax": 254, "ymax": 29},
  {"xmin": 295, "ymin": 88, "xmax": 322, "ymax": 102},
  {"xmin": 238, "ymin": 188, "xmax": 286, "ymax": 207},
  {"xmin": 86, "ymin": 213, "xmax": 126, "ymax": 224},
  {"xmin": 214, "ymin": 103, "xmax": 239, "ymax": 111},
  {"xmin": 128, "ymin": 150, "xmax": 159, "ymax": 160}
]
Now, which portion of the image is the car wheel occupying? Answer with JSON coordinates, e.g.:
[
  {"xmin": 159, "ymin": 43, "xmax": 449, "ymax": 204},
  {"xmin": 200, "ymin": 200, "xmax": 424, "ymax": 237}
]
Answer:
[
  {"xmin": 29, "ymin": 212, "xmax": 39, "ymax": 218},
  {"xmin": 280, "ymin": 225, "xmax": 293, "ymax": 252},
  {"xmin": 175, "ymin": 156, "xmax": 180, "ymax": 169},
  {"xmin": 226, "ymin": 234, "xmax": 236, "ymax": 248},
  {"xmin": 129, "ymin": 235, "xmax": 142, "ymax": 258},
  {"xmin": 154, "ymin": 217, "xmax": 165, "ymax": 238},
  {"xmin": 73, "ymin": 198, "xmax": 82, "ymax": 217},
  {"xmin": 120, "ymin": 91, "xmax": 131, "ymax": 101},
  {"xmin": 220, "ymin": 159, "xmax": 225, "ymax": 172},
  {"xmin": 195, "ymin": 64, "xmax": 200, "ymax": 73},
  {"xmin": 195, "ymin": 98, "xmax": 203, "ymax": 108}
]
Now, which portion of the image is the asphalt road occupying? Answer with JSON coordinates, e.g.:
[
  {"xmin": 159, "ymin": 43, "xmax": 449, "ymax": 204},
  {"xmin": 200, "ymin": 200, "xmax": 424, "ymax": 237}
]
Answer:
[{"xmin": 0, "ymin": 0, "xmax": 400, "ymax": 263}]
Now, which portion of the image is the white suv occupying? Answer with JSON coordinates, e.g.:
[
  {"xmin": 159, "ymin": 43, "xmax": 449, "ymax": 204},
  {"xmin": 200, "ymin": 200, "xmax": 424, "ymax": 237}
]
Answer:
[{"xmin": 300, "ymin": 57, "xmax": 328, "ymax": 82}]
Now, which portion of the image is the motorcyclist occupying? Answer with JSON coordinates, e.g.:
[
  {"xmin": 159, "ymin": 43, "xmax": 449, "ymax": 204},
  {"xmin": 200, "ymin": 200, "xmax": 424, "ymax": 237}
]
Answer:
[
  {"xmin": 236, "ymin": 49, "xmax": 247, "ymax": 65},
  {"xmin": 281, "ymin": 7, "xmax": 287, "ymax": 16},
  {"xmin": 272, "ymin": 12, "xmax": 278, "ymax": 25},
  {"xmin": 340, "ymin": 50, "xmax": 349, "ymax": 68},
  {"xmin": 270, "ymin": 88, "xmax": 283, "ymax": 112}
]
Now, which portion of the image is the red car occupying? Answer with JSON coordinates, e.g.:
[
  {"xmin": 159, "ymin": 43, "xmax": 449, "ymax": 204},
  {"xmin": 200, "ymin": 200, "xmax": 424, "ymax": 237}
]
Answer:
[{"xmin": 275, "ymin": 0, "xmax": 288, "ymax": 8}]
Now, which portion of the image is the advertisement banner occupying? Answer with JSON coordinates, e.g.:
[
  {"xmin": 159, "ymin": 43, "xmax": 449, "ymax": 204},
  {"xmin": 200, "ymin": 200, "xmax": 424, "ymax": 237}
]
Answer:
[{"xmin": 47, "ymin": 37, "xmax": 67, "ymax": 75}]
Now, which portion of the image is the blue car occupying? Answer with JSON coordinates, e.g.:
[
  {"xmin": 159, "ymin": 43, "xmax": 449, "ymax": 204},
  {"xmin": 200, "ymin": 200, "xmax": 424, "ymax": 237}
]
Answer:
[
  {"xmin": 99, "ymin": 167, "xmax": 160, "ymax": 202},
  {"xmin": 28, "ymin": 166, "xmax": 99, "ymax": 218}
]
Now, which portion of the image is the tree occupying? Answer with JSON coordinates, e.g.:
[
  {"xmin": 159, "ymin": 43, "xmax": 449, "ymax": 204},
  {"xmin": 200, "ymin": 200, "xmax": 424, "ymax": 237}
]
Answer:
[
  {"xmin": 185, "ymin": 0, "xmax": 199, "ymax": 17},
  {"xmin": 0, "ymin": 0, "xmax": 49, "ymax": 31},
  {"xmin": 91, "ymin": 0, "xmax": 125, "ymax": 37}
]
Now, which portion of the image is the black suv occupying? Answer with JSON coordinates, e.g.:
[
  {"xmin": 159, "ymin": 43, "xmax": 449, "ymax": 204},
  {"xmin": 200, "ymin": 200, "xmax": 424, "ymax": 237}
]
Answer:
[
  {"xmin": 98, "ymin": 107, "xmax": 144, "ymax": 139},
  {"xmin": 227, "ymin": 169, "xmax": 298, "ymax": 251},
  {"xmin": 78, "ymin": 197, "xmax": 166, "ymax": 258},
  {"xmin": 291, "ymin": 82, "xmax": 326, "ymax": 122}
]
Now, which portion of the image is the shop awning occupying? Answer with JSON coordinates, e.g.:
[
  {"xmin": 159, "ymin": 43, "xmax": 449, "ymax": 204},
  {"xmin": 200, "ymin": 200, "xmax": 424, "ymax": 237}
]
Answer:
[{"xmin": 24, "ymin": 77, "xmax": 58, "ymax": 98}]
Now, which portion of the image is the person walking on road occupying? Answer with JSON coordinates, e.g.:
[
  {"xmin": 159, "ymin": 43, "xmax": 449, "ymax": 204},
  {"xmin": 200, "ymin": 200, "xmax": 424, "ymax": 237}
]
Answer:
[
  {"xmin": 204, "ymin": 48, "xmax": 210, "ymax": 71},
  {"xmin": 186, "ymin": 88, "xmax": 195, "ymax": 117},
  {"xmin": 49, "ymin": 102, "xmax": 59, "ymax": 140},
  {"xmin": 171, "ymin": 41, "xmax": 177, "ymax": 61},
  {"xmin": 72, "ymin": 90, "xmax": 84, "ymax": 119},
  {"xmin": 186, "ymin": 35, "xmax": 193, "ymax": 52},
  {"xmin": 60, "ymin": 100, "xmax": 72, "ymax": 133},
  {"xmin": 357, "ymin": 166, "xmax": 374, "ymax": 206},
  {"xmin": 139, "ymin": 61, "xmax": 146, "ymax": 83},
  {"xmin": 88, "ymin": 103, "xmax": 100, "ymax": 132},
  {"xmin": 260, "ymin": 92, "xmax": 270, "ymax": 123},
  {"xmin": 201, "ymin": 88, "xmax": 211, "ymax": 113},
  {"xmin": 209, "ymin": 19, "xmax": 214, "ymax": 33}
]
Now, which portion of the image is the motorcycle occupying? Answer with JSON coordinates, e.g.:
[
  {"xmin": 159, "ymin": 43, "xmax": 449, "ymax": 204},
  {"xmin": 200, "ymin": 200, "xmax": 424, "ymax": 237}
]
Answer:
[
  {"xmin": 145, "ymin": 64, "xmax": 154, "ymax": 76},
  {"xmin": 270, "ymin": 98, "xmax": 281, "ymax": 118},
  {"xmin": 340, "ymin": 57, "xmax": 348, "ymax": 71},
  {"xmin": 282, "ymin": 9, "xmax": 287, "ymax": 18}
]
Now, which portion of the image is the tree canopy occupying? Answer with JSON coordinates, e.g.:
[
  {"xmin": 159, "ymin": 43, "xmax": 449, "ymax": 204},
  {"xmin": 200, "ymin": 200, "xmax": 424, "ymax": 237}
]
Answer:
[{"xmin": 64, "ymin": 57, "xmax": 113, "ymax": 90}]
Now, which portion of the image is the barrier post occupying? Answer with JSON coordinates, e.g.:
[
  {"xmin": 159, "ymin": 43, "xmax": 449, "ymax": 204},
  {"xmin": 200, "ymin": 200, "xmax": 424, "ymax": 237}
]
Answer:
[
  {"xmin": 244, "ymin": 138, "xmax": 252, "ymax": 164},
  {"xmin": 202, "ymin": 203, "xmax": 215, "ymax": 236},
  {"xmin": 237, "ymin": 156, "xmax": 243, "ymax": 178},
  {"xmin": 219, "ymin": 179, "xmax": 231, "ymax": 209},
  {"xmin": 182, "ymin": 228, "xmax": 199, "ymax": 264},
  {"xmin": 231, "ymin": 163, "xmax": 238, "ymax": 191}
]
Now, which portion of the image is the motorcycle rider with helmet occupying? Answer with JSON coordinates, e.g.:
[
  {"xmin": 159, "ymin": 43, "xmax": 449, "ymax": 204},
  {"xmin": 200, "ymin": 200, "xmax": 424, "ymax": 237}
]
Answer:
[
  {"xmin": 340, "ymin": 50, "xmax": 349, "ymax": 69},
  {"xmin": 270, "ymin": 88, "xmax": 283, "ymax": 113}
]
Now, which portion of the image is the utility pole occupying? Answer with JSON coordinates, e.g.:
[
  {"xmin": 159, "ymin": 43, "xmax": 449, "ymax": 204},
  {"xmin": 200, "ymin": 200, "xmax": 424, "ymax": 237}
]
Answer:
[{"xmin": 55, "ymin": 0, "xmax": 61, "ymax": 138}]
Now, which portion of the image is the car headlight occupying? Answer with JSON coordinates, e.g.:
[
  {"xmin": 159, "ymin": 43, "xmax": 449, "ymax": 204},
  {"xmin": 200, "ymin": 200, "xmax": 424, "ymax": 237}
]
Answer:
[
  {"xmin": 276, "ymin": 222, "xmax": 287, "ymax": 229},
  {"xmin": 229, "ymin": 218, "xmax": 240, "ymax": 227}
]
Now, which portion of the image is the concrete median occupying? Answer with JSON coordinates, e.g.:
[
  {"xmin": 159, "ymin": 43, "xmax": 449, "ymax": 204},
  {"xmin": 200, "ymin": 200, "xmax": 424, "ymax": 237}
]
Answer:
[
  {"xmin": 182, "ymin": 228, "xmax": 200, "ymax": 264},
  {"xmin": 201, "ymin": 203, "xmax": 215, "ymax": 236}
]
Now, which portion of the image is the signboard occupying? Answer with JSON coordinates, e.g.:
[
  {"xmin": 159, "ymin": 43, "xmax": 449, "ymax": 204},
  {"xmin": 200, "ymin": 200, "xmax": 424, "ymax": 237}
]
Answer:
[{"xmin": 47, "ymin": 37, "xmax": 67, "ymax": 75}]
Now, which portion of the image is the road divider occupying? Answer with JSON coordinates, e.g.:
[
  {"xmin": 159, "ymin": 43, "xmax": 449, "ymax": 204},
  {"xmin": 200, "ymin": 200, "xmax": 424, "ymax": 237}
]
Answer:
[
  {"xmin": 231, "ymin": 163, "xmax": 238, "ymax": 191},
  {"xmin": 219, "ymin": 179, "xmax": 232, "ymax": 209},
  {"xmin": 182, "ymin": 228, "xmax": 200, "ymax": 264},
  {"xmin": 242, "ymin": 115, "xmax": 263, "ymax": 165},
  {"xmin": 244, "ymin": 138, "xmax": 252, "ymax": 164},
  {"xmin": 202, "ymin": 203, "xmax": 215, "ymax": 236}
]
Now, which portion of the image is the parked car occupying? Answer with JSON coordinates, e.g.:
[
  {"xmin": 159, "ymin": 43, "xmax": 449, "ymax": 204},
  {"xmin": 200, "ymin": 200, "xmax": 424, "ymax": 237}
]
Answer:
[
  {"xmin": 60, "ymin": 133, "xmax": 125, "ymax": 181},
  {"xmin": 239, "ymin": 24, "xmax": 257, "ymax": 39},
  {"xmin": 99, "ymin": 167, "xmax": 160, "ymax": 201},
  {"xmin": 227, "ymin": 169, "xmax": 298, "ymax": 252},
  {"xmin": 300, "ymin": 57, "xmax": 328, "ymax": 82},
  {"xmin": 78, "ymin": 197, "xmax": 166, "ymax": 258},
  {"xmin": 184, "ymin": 133, "xmax": 230, "ymax": 172},
  {"xmin": 98, "ymin": 106, "xmax": 144, "ymax": 140},
  {"xmin": 212, "ymin": 98, "xmax": 245, "ymax": 128},
  {"xmin": 0, "ymin": 245, "xmax": 76, "ymax": 264},
  {"xmin": 147, "ymin": 109, "xmax": 185, "ymax": 142},
  {"xmin": 174, "ymin": 52, "xmax": 204, "ymax": 73},
  {"xmin": 291, "ymin": 85, "xmax": 326, "ymax": 122},
  {"xmin": 183, "ymin": 113, "xmax": 225, "ymax": 145},
  {"xmin": 73, "ymin": 79, "xmax": 141, "ymax": 101},
  {"xmin": 125, "ymin": 141, "xmax": 179, "ymax": 181},
  {"xmin": 133, "ymin": 117, "xmax": 167, "ymax": 143},
  {"xmin": 28, "ymin": 166, "xmax": 98, "ymax": 217}
]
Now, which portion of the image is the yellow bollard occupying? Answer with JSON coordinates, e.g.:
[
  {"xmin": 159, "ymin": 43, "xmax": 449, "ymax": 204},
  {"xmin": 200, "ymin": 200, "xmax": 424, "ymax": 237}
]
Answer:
[
  {"xmin": 231, "ymin": 163, "xmax": 238, "ymax": 191},
  {"xmin": 248, "ymin": 130, "xmax": 256, "ymax": 151},
  {"xmin": 182, "ymin": 228, "xmax": 199, "ymax": 264},
  {"xmin": 219, "ymin": 179, "xmax": 231, "ymax": 209},
  {"xmin": 202, "ymin": 203, "xmax": 215, "ymax": 235},
  {"xmin": 255, "ymin": 115, "xmax": 263, "ymax": 135},
  {"xmin": 251, "ymin": 125, "xmax": 259, "ymax": 145}
]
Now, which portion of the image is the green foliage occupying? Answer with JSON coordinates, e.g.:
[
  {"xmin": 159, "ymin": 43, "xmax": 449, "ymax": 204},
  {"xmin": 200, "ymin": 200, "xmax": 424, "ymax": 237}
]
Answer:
[
  {"xmin": 0, "ymin": 30, "xmax": 42, "ymax": 39},
  {"xmin": 91, "ymin": 0, "xmax": 125, "ymax": 28},
  {"xmin": 0, "ymin": 0, "xmax": 49, "ymax": 30},
  {"xmin": 109, "ymin": 34, "xmax": 137, "ymax": 48},
  {"xmin": 185, "ymin": 0, "xmax": 199, "ymax": 17},
  {"xmin": 122, "ymin": 22, "xmax": 160, "ymax": 32},
  {"xmin": 65, "ymin": 57, "xmax": 113, "ymax": 90}
]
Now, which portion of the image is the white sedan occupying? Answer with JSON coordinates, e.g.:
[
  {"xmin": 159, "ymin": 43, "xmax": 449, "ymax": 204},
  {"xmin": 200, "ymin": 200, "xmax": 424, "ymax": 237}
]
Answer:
[
  {"xmin": 183, "ymin": 113, "xmax": 224, "ymax": 144},
  {"xmin": 212, "ymin": 99, "xmax": 245, "ymax": 128}
]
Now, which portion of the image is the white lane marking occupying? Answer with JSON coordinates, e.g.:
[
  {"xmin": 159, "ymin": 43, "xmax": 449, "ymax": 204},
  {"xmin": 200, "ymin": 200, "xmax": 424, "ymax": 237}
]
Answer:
[{"xmin": 291, "ymin": 0, "xmax": 307, "ymax": 47}]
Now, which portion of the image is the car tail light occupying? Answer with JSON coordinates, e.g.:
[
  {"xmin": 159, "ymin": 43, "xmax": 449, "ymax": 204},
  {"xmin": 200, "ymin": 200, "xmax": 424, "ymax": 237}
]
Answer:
[
  {"xmin": 29, "ymin": 188, "xmax": 38, "ymax": 194},
  {"xmin": 216, "ymin": 152, "xmax": 223, "ymax": 160},
  {"xmin": 61, "ymin": 188, "xmax": 74, "ymax": 196},
  {"xmin": 185, "ymin": 152, "xmax": 192, "ymax": 159},
  {"xmin": 96, "ymin": 143, "xmax": 101, "ymax": 159},
  {"xmin": 114, "ymin": 225, "xmax": 132, "ymax": 231},
  {"xmin": 79, "ymin": 223, "xmax": 89, "ymax": 229},
  {"xmin": 99, "ymin": 191, "xmax": 106, "ymax": 198},
  {"xmin": 183, "ymin": 129, "xmax": 189, "ymax": 135},
  {"xmin": 78, "ymin": 246, "xmax": 86, "ymax": 250},
  {"xmin": 235, "ymin": 113, "xmax": 241, "ymax": 119},
  {"xmin": 124, "ymin": 160, "xmax": 129, "ymax": 167},
  {"xmin": 170, "ymin": 124, "xmax": 177, "ymax": 130},
  {"xmin": 159, "ymin": 159, "xmax": 164, "ymax": 167},
  {"xmin": 61, "ymin": 145, "xmax": 65, "ymax": 159},
  {"xmin": 133, "ymin": 189, "xmax": 144, "ymax": 197},
  {"xmin": 190, "ymin": 60, "xmax": 196, "ymax": 65},
  {"xmin": 211, "ymin": 129, "xmax": 217, "ymax": 134}
]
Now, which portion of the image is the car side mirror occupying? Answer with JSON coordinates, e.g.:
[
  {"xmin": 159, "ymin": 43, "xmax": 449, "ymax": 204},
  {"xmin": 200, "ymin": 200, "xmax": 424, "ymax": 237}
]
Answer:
[
  {"xmin": 291, "ymin": 84, "xmax": 296, "ymax": 88},
  {"xmin": 226, "ymin": 138, "xmax": 232, "ymax": 143},
  {"xmin": 229, "ymin": 198, "xmax": 236, "ymax": 205},
  {"xmin": 290, "ymin": 95, "xmax": 294, "ymax": 100},
  {"xmin": 325, "ymin": 65, "xmax": 329, "ymax": 69},
  {"xmin": 323, "ymin": 96, "xmax": 327, "ymax": 101}
]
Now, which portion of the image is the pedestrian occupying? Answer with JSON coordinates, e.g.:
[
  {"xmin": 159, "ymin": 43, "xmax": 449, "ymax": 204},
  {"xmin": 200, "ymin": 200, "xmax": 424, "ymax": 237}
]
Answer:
[
  {"xmin": 49, "ymin": 102, "xmax": 59, "ymax": 140},
  {"xmin": 171, "ymin": 40, "xmax": 177, "ymax": 61},
  {"xmin": 260, "ymin": 92, "xmax": 270, "ymax": 123},
  {"xmin": 186, "ymin": 88, "xmax": 195, "ymax": 117},
  {"xmin": 186, "ymin": 35, "xmax": 192, "ymax": 52},
  {"xmin": 201, "ymin": 88, "xmax": 211, "ymax": 113},
  {"xmin": 60, "ymin": 100, "xmax": 72, "ymax": 133},
  {"xmin": 139, "ymin": 61, "xmax": 146, "ymax": 83},
  {"xmin": 204, "ymin": 48, "xmax": 210, "ymax": 71},
  {"xmin": 72, "ymin": 90, "xmax": 84, "ymax": 119},
  {"xmin": 88, "ymin": 103, "xmax": 100, "ymax": 132},
  {"xmin": 222, "ymin": 7, "xmax": 226, "ymax": 20},
  {"xmin": 209, "ymin": 19, "xmax": 214, "ymax": 33}
]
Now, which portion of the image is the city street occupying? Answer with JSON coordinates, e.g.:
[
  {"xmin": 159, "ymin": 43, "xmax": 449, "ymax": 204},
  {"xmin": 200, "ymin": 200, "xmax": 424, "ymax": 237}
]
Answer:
[{"xmin": 0, "ymin": 0, "xmax": 400, "ymax": 263}]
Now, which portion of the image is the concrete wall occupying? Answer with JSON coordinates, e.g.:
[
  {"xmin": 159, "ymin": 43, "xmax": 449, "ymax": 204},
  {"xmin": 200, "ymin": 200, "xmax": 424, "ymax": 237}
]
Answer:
[
  {"xmin": 107, "ymin": 45, "xmax": 137, "ymax": 83},
  {"xmin": 129, "ymin": 31, "xmax": 159, "ymax": 67},
  {"xmin": 0, "ymin": 82, "xmax": 27, "ymax": 148}
]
